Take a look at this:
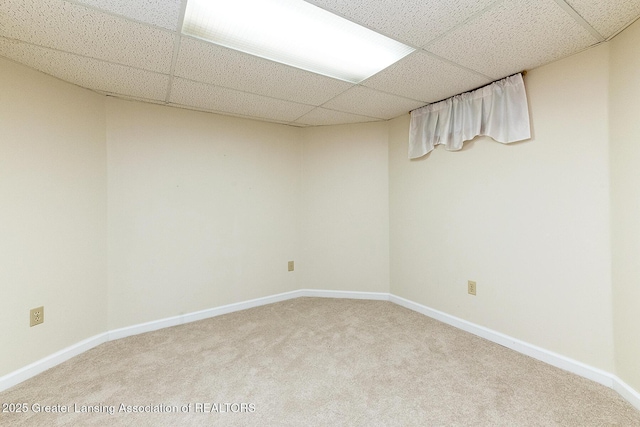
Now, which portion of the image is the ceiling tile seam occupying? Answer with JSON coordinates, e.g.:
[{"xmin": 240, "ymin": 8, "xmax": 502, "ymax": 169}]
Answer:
[
  {"xmin": 165, "ymin": 0, "xmax": 189, "ymax": 103},
  {"xmin": 355, "ymin": 84, "xmax": 434, "ymax": 105},
  {"xmin": 168, "ymin": 103, "xmax": 245, "ymax": 117},
  {"xmin": 103, "ymin": 92, "xmax": 168, "ymax": 105},
  {"xmin": 178, "ymin": 34, "xmax": 361, "ymax": 87},
  {"xmin": 0, "ymin": 35, "xmax": 172, "ymax": 76},
  {"xmin": 605, "ymin": 13, "xmax": 640, "ymax": 42},
  {"xmin": 416, "ymin": 48, "xmax": 496, "ymax": 81},
  {"xmin": 166, "ymin": 102, "xmax": 256, "ymax": 118},
  {"xmin": 314, "ymin": 101, "xmax": 387, "ymax": 121},
  {"xmin": 63, "ymin": 0, "xmax": 180, "ymax": 33},
  {"xmin": 167, "ymin": 101, "xmax": 299, "ymax": 125},
  {"xmin": 290, "ymin": 106, "xmax": 380, "ymax": 125},
  {"xmin": 356, "ymin": 49, "xmax": 421, "ymax": 87},
  {"xmin": 98, "ymin": 92, "xmax": 304, "ymax": 127},
  {"xmin": 420, "ymin": 0, "xmax": 507, "ymax": 49},
  {"xmin": 289, "ymin": 107, "xmax": 320, "ymax": 125},
  {"xmin": 551, "ymin": 0, "xmax": 605, "ymax": 42},
  {"xmin": 171, "ymin": 75, "xmax": 324, "ymax": 109},
  {"xmin": 299, "ymin": 1, "xmax": 422, "ymax": 52},
  {"xmin": 287, "ymin": 105, "xmax": 380, "ymax": 125},
  {"xmin": 316, "ymin": 84, "xmax": 412, "ymax": 120}
]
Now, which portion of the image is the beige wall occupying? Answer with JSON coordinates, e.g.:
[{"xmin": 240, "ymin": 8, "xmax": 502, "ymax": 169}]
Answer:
[
  {"xmin": 300, "ymin": 123, "xmax": 390, "ymax": 293},
  {"xmin": 610, "ymin": 19, "xmax": 640, "ymax": 391},
  {"xmin": 0, "ymin": 58, "xmax": 107, "ymax": 376},
  {"xmin": 0, "ymin": 56, "xmax": 391, "ymax": 378},
  {"xmin": 2, "ymin": 20, "xmax": 640, "ymax": 396},
  {"xmin": 106, "ymin": 99, "xmax": 302, "ymax": 329},
  {"xmin": 389, "ymin": 44, "xmax": 615, "ymax": 372}
]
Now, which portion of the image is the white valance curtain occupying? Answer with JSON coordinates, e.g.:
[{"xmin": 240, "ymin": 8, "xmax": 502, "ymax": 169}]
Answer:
[{"xmin": 408, "ymin": 73, "xmax": 531, "ymax": 159}]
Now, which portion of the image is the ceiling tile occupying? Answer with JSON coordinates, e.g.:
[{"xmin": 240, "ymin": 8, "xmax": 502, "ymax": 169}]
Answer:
[
  {"xmin": 71, "ymin": 0, "xmax": 183, "ymax": 30},
  {"xmin": 0, "ymin": 38, "xmax": 169, "ymax": 100},
  {"xmin": 363, "ymin": 50, "xmax": 491, "ymax": 103},
  {"xmin": 0, "ymin": 0, "xmax": 175, "ymax": 73},
  {"xmin": 169, "ymin": 78, "xmax": 315, "ymax": 123},
  {"xmin": 294, "ymin": 107, "xmax": 380, "ymax": 126},
  {"xmin": 305, "ymin": 0, "xmax": 497, "ymax": 47},
  {"xmin": 2, "ymin": 0, "xmax": 636, "ymax": 126},
  {"xmin": 426, "ymin": 0, "xmax": 599, "ymax": 79},
  {"xmin": 174, "ymin": 37, "xmax": 354, "ymax": 106},
  {"xmin": 565, "ymin": 0, "xmax": 640, "ymax": 38},
  {"xmin": 322, "ymin": 86, "xmax": 424, "ymax": 120}
]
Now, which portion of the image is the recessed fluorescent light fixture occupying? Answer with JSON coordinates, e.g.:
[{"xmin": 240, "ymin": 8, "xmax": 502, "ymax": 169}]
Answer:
[{"xmin": 182, "ymin": 0, "xmax": 415, "ymax": 83}]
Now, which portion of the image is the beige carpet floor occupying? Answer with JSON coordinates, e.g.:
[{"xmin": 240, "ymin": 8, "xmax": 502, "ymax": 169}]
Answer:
[{"xmin": 1, "ymin": 297, "xmax": 639, "ymax": 426}]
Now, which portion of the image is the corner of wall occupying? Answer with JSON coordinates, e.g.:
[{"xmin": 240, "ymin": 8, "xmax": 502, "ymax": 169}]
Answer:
[{"xmin": 608, "ymin": 18, "xmax": 640, "ymax": 393}]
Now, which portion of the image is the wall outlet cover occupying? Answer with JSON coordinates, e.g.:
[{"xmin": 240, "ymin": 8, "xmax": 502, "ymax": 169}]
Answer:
[
  {"xmin": 30, "ymin": 306, "xmax": 44, "ymax": 327},
  {"xmin": 468, "ymin": 281, "xmax": 476, "ymax": 296}
]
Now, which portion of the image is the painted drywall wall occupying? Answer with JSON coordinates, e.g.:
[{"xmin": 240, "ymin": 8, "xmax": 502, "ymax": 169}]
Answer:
[
  {"xmin": 300, "ymin": 122, "xmax": 390, "ymax": 293},
  {"xmin": 610, "ymin": 18, "xmax": 640, "ymax": 391},
  {"xmin": 106, "ymin": 99, "xmax": 301, "ymax": 329},
  {"xmin": 4, "ymin": 22, "xmax": 639, "ymax": 399},
  {"xmin": 389, "ymin": 45, "xmax": 615, "ymax": 372},
  {"xmin": 0, "ymin": 58, "xmax": 108, "ymax": 377}
]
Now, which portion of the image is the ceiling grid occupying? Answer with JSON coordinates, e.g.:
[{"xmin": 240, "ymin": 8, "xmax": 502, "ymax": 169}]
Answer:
[{"xmin": 0, "ymin": 0, "xmax": 638, "ymax": 126}]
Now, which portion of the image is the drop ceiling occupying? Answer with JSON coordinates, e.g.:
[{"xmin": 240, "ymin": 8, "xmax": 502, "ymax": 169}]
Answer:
[{"xmin": 1, "ymin": 0, "xmax": 638, "ymax": 127}]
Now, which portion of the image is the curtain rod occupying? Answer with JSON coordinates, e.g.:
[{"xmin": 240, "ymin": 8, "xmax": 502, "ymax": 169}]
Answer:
[{"xmin": 408, "ymin": 70, "xmax": 528, "ymax": 115}]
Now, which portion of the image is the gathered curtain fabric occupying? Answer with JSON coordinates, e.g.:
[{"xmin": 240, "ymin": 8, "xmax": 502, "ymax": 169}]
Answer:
[{"xmin": 408, "ymin": 73, "xmax": 531, "ymax": 159}]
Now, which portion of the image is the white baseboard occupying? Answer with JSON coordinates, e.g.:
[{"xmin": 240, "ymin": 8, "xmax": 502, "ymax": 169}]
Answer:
[
  {"xmin": 0, "ymin": 333, "xmax": 108, "ymax": 392},
  {"xmin": 388, "ymin": 294, "xmax": 616, "ymax": 388},
  {"xmin": 109, "ymin": 289, "xmax": 305, "ymax": 341},
  {"xmin": 299, "ymin": 289, "xmax": 390, "ymax": 300},
  {"xmin": 613, "ymin": 376, "xmax": 640, "ymax": 411},
  {"xmin": 0, "ymin": 289, "xmax": 334, "ymax": 391},
  {"xmin": 1, "ymin": 289, "xmax": 639, "ymax": 413}
]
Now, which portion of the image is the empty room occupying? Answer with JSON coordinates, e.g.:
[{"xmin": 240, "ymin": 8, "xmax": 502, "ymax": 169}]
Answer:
[{"xmin": 1, "ymin": 0, "xmax": 640, "ymax": 425}]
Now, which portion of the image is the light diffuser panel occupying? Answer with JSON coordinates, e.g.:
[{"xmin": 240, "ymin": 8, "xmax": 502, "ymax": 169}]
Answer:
[{"xmin": 182, "ymin": 0, "xmax": 415, "ymax": 83}]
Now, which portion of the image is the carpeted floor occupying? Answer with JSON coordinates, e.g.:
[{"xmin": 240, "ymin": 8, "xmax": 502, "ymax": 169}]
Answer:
[{"xmin": 1, "ymin": 298, "xmax": 639, "ymax": 426}]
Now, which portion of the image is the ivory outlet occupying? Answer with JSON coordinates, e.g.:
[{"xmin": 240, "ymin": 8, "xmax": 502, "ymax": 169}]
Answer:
[
  {"xmin": 468, "ymin": 281, "xmax": 477, "ymax": 296},
  {"xmin": 30, "ymin": 306, "xmax": 44, "ymax": 327},
  {"xmin": 288, "ymin": 261, "xmax": 294, "ymax": 272}
]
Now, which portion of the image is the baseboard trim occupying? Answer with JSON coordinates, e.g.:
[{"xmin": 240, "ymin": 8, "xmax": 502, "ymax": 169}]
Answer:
[
  {"xmin": 2, "ymin": 289, "xmax": 639, "ymax": 413},
  {"xmin": 299, "ymin": 289, "xmax": 390, "ymax": 300},
  {"xmin": 388, "ymin": 294, "xmax": 616, "ymax": 388},
  {"xmin": 613, "ymin": 375, "xmax": 640, "ymax": 411},
  {"xmin": 109, "ymin": 289, "xmax": 306, "ymax": 341},
  {"xmin": 0, "ymin": 333, "xmax": 108, "ymax": 392},
  {"xmin": 108, "ymin": 289, "xmax": 388, "ymax": 342}
]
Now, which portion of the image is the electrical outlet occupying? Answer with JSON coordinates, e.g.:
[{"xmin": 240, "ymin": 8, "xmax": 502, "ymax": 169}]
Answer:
[
  {"xmin": 468, "ymin": 281, "xmax": 476, "ymax": 296},
  {"xmin": 30, "ymin": 306, "xmax": 44, "ymax": 327},
  {"xmin": 288, "ymin": 261, "xmax": 294, "ymax": 272}
]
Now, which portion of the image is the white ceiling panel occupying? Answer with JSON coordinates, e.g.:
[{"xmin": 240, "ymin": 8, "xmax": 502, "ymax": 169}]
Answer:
[
  {"xmin": 362, "ymin": 50, "xmax": 492, "ymax": 103},
  {"xmin": 174, "ymin": 37, "xmax": 354, "ymax": 106},
  {"xmin": 565, "ymin": 0, "xmax": 640, "ymax": 39},
  {"xmin": 0, "ymin": 38, "xmax": 169, "ymax": 100},
  {"xmin": 294, "ymin": 107, "xmax": 379, "ymax": 126},
  {"xmin": 69, "ymin": 0, "xmax": 183, "ymax": 30},
  {"xmin": 426, "ymin": 0, "xmax": 599, "ymax": 79},
  {"xmin": 0, "ymin": 0, "xmax": 175, "ymax": 73},
  {"xmin": 2, "ymin": 0, "xmax": 639, "ymax": 126},
  {"xmin": 322, "ymin": 86, "xmax": 424, "ymax": 120},
  {"xmin": 304, "ymin": 0, "xmax": 497, "ymax": 47},
  {"xmin": 169, "ymin": 78, "xmax": 315, "ymax": 123}
]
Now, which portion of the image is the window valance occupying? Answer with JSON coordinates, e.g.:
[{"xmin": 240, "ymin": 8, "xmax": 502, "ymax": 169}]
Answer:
[{"xmin": 408, "ymin": 73, "xmax": 531, "ymax": 159}]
